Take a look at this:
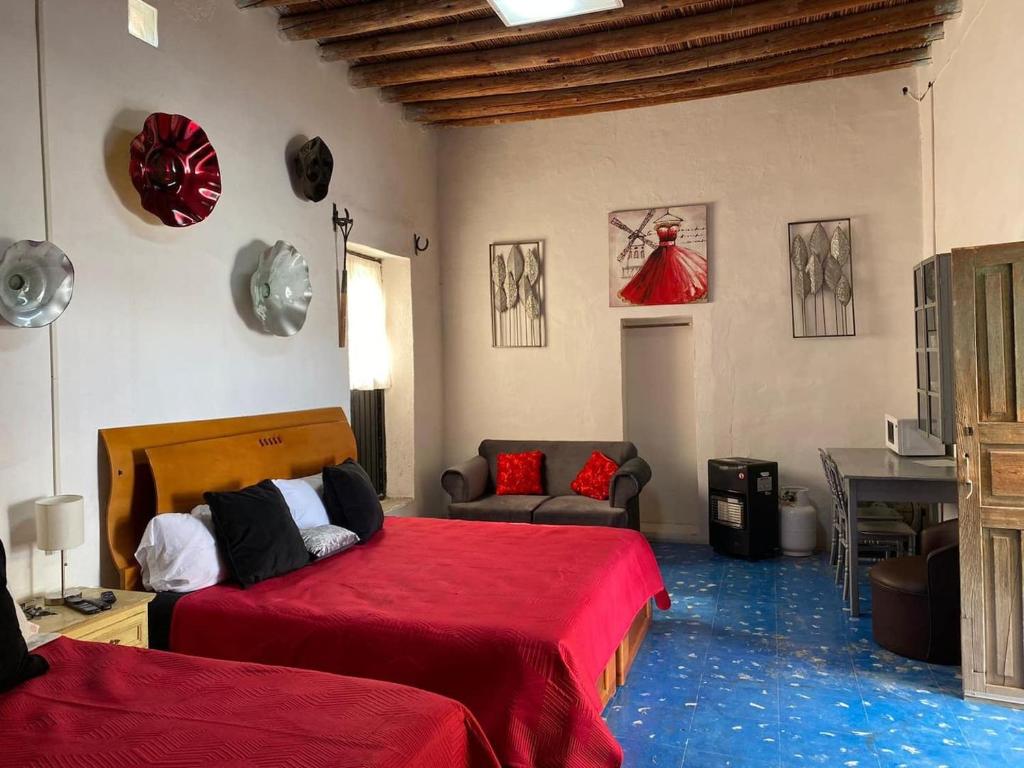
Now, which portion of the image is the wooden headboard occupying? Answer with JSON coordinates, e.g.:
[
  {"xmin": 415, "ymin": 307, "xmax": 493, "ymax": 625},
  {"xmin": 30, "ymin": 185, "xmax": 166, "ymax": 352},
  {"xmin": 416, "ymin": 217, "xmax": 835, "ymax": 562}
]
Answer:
[{"xmin": 100, "ymin": 408, "xmax": 357, "ymax": 591}]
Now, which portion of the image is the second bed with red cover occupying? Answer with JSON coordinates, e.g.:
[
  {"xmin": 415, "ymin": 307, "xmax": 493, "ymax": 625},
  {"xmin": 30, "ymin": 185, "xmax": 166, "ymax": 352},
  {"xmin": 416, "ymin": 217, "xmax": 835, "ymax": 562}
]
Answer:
[
  {"xmin": 0, "ymin": 636, "xmax": 498, "ymax": 768},
  {"xmin": 168, "ymin": 517, "xmax": 670, "ymax": 768}
]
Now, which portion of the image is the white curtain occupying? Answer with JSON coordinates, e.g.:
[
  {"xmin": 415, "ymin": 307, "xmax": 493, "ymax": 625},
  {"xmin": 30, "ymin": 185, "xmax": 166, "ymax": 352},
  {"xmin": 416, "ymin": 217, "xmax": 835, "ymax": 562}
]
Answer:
[{"xmin": 347, "ymin": 256, "xmax": 392, "ymax": 391}]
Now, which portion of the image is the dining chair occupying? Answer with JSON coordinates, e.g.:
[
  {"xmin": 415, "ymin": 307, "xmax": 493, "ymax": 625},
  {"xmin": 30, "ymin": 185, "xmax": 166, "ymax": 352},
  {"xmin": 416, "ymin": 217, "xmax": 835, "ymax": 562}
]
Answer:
[{"xmin": 818, "ymin": 449, "xmax": 917, "ymax": 605}]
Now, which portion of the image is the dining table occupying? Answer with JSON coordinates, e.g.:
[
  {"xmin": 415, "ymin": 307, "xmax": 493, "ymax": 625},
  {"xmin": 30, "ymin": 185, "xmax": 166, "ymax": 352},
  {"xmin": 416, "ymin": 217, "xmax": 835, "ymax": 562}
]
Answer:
[{"xmin": 827, "ymin": 447, "xmax": 958, "ymax": 617}]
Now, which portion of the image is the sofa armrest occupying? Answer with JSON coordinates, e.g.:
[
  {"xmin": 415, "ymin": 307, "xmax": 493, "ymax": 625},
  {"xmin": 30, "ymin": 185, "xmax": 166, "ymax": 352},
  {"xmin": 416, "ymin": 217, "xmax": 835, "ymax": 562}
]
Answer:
[
  {"xmin": 441, "ymin": 456, "xmax": 489, "ymax": 504},
  {"xmin": 611, "ymin": 456, "xmax": 652, "ymax": 509}
]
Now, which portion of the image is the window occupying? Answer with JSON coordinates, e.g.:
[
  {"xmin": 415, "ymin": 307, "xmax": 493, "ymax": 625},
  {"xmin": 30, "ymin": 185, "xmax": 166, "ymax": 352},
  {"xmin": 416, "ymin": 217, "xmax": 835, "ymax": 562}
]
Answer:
[
  {"xmin": 348, "ymin": 256, "xmax": 391, "ymax": 391},
  {"xmin": 348, "ymin": 256, "xmax": 391, "ymax": 496}
]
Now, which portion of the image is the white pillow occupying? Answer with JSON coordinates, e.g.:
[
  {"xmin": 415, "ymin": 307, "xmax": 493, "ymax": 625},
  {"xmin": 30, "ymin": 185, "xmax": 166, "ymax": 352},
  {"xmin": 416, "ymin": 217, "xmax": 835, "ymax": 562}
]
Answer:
[
  {"xmin": 273, "ymin": 478, "xmax": 329, "ymax": 529},
  {"xmin": 297, "ymin": 473, "xmax": 324, "ymax": 498},
  {"xmin": 8, "ymin": 587, "xmax": 37, "ymax": 641},
  {"xmin": 135, "ymin": 510, "xmax": 227, "ymax": 593}
]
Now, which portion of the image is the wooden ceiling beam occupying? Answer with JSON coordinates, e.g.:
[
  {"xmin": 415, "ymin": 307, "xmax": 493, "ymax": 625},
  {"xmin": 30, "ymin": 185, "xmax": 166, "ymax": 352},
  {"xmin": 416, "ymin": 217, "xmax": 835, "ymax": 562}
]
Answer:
[
  {"xmin": 384, "ymin": 0, "xmax": 959, "ymax": 102},
  {"xmin": 279, "ymin": 0, "xmax": 491, "ymax": 42},
  {"xmin": 321, "ymin": 0, "xmax": 717, "ymax": 63},
  {"xmin": 348, "ymin": 0, "xmax": 903, "ymax": 88},
  {"xmin": 237, "ymin": 0, "xmax": 319, "ymax": 8},
  {"xmin": 439, "ymin": 48, "xmax": 929, "ymax": 126},
  {"xmin": 406, "ymin": 27, "xmax": 941, "ymax": 122}
]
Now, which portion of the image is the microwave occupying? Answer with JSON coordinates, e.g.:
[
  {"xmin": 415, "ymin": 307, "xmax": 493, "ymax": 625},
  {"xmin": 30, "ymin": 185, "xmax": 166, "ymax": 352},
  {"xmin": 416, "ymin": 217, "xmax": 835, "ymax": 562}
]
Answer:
[{"xmin": 885, "ymin": 415, "xmax": 946, "ymax": 456}]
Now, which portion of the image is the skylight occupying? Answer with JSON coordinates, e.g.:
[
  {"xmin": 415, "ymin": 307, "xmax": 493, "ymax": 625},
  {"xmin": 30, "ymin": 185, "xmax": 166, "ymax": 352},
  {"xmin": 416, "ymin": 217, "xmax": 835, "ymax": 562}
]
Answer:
[{"xmin": 485, "ymin": 0, "xmax": 623, "ymax": 27}]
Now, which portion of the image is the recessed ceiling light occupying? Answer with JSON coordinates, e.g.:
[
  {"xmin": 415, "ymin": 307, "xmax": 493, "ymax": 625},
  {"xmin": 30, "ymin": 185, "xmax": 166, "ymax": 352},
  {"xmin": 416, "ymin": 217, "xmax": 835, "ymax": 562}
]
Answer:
[{"xmin": 486, "ymin": 0, "xmax": 623, "ymax": 27}]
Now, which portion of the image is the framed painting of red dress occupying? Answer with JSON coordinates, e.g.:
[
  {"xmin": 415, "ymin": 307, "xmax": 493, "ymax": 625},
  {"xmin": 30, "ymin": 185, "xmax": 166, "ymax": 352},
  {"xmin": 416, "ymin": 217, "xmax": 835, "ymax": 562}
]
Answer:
[{"xmin": 609, "ymin": 204, "xmax": 709, "ymax": 307}]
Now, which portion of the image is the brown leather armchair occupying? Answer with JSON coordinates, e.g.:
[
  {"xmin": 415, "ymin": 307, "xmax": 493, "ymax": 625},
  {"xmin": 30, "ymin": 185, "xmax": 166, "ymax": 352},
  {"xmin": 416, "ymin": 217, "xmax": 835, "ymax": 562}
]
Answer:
[{"xmin": 868, "ymin": 519, "xmax": 960, "ymax": 664}]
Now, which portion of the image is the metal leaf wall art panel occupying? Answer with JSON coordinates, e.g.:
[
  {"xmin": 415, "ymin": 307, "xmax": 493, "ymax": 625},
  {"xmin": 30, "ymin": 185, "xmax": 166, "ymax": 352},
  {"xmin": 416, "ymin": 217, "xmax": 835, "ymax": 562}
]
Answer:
[
  {"xmin": 789, "ymin": 219, "xmax": 855, "ymax": 338},
  {"xmin": 490, "ymin": 241, "xmax": 545, "ymax": 348}
]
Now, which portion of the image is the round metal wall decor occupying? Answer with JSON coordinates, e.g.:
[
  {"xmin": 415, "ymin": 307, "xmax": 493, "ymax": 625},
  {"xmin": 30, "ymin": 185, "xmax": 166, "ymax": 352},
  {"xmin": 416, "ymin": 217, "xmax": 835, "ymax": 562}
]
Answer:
[
  {"xmin": 129, "ymin": 112, "xmax": 222, "ymax": 227},
  {"xmin": 294, "ymin": 137, "xmax": 334, "ymax": 203},
  {"xmin": 0, "ymin": 240, "xmax": 75, "ymax": 328},
  {"xmin": 250, "ymin": 240, "xmax": 313, "ymax": 337}
]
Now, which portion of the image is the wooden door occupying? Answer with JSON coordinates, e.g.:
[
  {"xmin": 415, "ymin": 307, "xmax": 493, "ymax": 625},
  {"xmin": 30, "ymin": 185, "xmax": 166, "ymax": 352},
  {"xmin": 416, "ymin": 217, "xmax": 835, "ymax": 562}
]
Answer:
[{"xmin": 953, "ymin": 240, "xmax": 1024, "ymax": 705}]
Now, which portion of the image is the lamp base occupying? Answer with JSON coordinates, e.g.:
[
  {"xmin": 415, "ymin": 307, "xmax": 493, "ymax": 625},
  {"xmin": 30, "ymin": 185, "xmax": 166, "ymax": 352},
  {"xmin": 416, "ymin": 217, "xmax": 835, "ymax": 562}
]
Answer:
[{"xmin": 44, "ymin": 588, "xmax": 82, "ymax": 606}]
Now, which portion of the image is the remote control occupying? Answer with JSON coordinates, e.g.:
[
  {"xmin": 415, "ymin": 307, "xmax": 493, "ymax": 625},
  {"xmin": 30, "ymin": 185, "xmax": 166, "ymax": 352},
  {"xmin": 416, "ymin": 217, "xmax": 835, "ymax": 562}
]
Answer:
[
  {"xmin": 99, "ymin": 591, "xmax": 117, "ymax": 605},
  {"xmin": 65, "ymin": 596, "xmax": 102, "ymax": 615},
  {"xmin": 82, "ymin": 597, "xmax": 112, "ymax": 611}
]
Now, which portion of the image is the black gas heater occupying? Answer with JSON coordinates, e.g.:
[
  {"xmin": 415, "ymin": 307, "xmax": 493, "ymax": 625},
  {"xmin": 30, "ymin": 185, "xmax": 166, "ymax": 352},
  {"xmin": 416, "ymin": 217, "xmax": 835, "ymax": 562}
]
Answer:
[{"xmin": 708, "ymin": 457, "xmax": 779, "ymax": 559}]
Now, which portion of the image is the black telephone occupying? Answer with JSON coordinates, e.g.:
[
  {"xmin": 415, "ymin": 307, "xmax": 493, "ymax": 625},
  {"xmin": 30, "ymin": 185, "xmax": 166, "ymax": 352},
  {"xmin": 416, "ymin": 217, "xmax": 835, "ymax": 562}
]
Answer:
[
  {"xmin": 64, "ymin": 596, "xmax": 102, "ymax": 615},
  {"xmin": 65, "ymin": 592, "xmax": 117, "ymax": 615}
]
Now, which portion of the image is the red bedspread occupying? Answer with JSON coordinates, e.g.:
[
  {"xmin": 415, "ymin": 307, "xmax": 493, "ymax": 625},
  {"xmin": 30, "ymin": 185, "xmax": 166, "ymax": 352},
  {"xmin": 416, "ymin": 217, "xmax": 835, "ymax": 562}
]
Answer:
[
  {"xmin": 0, "ymin": 637, "xmax": 499, "ymax": 768},
  {"xmin": 170, "ymin": 517, "xmax": 670, "ymax": 768}
]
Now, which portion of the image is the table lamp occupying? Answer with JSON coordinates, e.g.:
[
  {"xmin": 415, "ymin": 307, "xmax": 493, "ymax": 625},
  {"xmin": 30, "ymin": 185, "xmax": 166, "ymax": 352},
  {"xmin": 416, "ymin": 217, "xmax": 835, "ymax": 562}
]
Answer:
[{"xmin": 35, "ymin": 494, "xmax": 85, "ymax": 605}]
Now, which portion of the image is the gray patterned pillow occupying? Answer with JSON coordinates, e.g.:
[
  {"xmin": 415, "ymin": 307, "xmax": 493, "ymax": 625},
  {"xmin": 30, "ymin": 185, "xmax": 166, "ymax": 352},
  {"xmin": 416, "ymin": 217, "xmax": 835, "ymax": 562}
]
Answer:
[{"xmin": 301, "ymin": 525, "xmax": 359, "ymax": 560}]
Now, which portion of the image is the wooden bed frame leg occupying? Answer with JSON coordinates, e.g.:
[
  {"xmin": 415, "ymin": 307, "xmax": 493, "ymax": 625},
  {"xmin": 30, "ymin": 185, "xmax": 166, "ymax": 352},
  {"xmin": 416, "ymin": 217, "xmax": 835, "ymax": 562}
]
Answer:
[
  {"xmin": 597, "ymin": 600, "xmax": 654, "ymax": 709},
  {"xmin": 615, "ymin": 599, "xmax": 653, "ymax": 686},
  {"xmin": 597, "ymin": 654, "xmax": 618, "ymax": 709}
]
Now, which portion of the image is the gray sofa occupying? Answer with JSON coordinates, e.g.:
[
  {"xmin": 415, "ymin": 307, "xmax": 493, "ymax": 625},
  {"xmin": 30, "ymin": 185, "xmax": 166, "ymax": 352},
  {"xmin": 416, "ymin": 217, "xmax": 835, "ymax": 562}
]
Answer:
[{"xmin": 441, "ymin": 440, "xmax": 651, "ymax": 530}]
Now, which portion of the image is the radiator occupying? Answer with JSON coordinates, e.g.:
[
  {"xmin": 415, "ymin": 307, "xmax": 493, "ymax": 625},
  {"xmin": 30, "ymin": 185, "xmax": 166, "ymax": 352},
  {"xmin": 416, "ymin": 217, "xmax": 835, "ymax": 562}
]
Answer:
[{"xmin": 350, "ymin": 389, "xmax": 387, "ymax": 498}]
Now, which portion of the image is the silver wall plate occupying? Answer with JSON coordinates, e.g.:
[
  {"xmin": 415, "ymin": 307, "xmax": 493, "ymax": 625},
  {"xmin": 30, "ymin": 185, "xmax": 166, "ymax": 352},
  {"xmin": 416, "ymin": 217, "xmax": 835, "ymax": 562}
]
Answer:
[
  {"xmin": 0, "ymin": 240, "xmax": 75, "ymax": 328},
  {"xmin": 250, "ymin": 240, "xmax": 312, "ymax": 337}
]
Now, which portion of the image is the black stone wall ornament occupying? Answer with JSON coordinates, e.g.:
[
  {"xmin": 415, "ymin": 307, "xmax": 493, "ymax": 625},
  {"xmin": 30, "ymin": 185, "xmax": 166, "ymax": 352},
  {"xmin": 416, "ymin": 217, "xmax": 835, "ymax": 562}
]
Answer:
[{"xmin": 294, "ymin": 137, "xmax": 334, "ymax": 203}]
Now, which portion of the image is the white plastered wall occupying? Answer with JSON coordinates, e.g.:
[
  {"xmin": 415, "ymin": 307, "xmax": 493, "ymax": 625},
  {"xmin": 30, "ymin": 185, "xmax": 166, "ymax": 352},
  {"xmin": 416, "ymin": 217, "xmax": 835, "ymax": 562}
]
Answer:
[
  {"xmin": 0, "ymin": 0, "xmax": 443, "ymax": 596},
  {"xmin": 438, "ymin": 70, "xmax": 925, "ymax": 541}
]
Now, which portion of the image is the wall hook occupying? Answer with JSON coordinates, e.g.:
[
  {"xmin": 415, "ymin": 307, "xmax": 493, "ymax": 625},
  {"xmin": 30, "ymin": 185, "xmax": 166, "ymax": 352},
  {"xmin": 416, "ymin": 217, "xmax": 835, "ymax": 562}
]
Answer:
[
  {"xmin": 414, "ymin": 234, "xmax": 430, "ymax": 255},
  {"xmin": 332, "ymin": 203, "xmax": 354, "ymax": 349},
  {"xmin": 332, "ymin": 203, "xmax": 354, "ymax": 238}
]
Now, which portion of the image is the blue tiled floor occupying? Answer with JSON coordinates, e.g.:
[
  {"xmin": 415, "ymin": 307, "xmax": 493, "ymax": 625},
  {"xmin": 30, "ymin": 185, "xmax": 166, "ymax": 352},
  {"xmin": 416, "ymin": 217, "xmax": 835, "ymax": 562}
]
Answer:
[{"xmin": 605, "ymin": 542, "xmax": 1024, "ymax": 767}]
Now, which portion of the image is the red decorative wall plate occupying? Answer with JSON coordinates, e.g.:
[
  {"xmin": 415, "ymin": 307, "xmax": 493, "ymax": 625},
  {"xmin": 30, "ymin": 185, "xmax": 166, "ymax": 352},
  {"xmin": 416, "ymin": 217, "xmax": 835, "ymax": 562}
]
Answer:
[{"xmin": 129, "ymin": 113, "xmax": 222, "ymax": 227}]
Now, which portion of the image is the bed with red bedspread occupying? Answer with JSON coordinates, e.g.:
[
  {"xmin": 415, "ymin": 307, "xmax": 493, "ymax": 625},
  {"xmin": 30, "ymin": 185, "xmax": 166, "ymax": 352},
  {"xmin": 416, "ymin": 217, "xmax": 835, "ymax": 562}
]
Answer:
[
  {"xmin": 0, "ymin": 636, "xmax": 498, "ymax": 768},
  {"xmin": 166, "ymin": 517, "xmax": 670, "ymax": 768}
]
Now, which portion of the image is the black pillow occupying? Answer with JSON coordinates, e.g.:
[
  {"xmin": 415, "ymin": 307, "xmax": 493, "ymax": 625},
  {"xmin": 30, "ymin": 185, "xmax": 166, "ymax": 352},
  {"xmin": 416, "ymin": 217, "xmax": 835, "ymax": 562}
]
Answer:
[
  {"xmin": 205, "ymin": 480, "xmax": 310, "ymax": 588},
  {"xmin": 0, "ymin": 540, "xmax": 48, "ymax": 692},
  {"xmin": 322, "ymin": 460, "xmax": 384, "ymax": 542}
]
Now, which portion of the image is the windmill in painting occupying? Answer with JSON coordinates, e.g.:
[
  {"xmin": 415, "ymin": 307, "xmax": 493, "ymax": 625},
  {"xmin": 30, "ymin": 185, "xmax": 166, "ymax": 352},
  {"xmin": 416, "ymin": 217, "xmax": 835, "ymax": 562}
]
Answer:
[
  {"xmin": 611, "ymin": 209, "xmax": 660, "ymax": 280},
  {"xmin": 788, "ymin": 219, "xmax": 855, "ymax": 338},
  {"xmin": 609, "ymin": 205, "xmax": 709, "ymax": 307}
]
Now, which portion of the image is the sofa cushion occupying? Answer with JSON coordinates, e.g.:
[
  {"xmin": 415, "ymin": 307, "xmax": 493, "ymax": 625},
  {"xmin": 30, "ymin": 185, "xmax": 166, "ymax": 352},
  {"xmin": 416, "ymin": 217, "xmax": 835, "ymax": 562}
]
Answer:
[
  {"xmin": 449, "ymin": 495, "xmax": 551, "ymax": 524},
  {"xmin": 571, "ymin": 451, "xmax": 619, "ymax": 500},
  {"xmin": 533, "ymin": 496, "xmax": 628, "ymax": 528},
  {"xmin": 479, "ymin": 440, "xmax": 637, "ymax": 497},
  {"xmin": 496, "ymin": 451, "xmax": 545, "ymax": 495}
]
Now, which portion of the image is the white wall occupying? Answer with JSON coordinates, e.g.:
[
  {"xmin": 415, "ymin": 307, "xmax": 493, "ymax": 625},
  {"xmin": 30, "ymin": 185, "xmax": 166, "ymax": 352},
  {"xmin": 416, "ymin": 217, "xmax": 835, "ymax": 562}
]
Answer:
[
  {"xmin": 918, "ymin": 0, "xmax": 1023, "ymax": 253},
  {"xmin": 382, "ymin": 256, "xmax": 416, "ymax": 500},
  {"xmin": 0, "ymin": 0, "xmax": 442, "ymax": 597},
  {"xmin": 438, "ymin": 70, "xmax": 924, "ymax": 541}
]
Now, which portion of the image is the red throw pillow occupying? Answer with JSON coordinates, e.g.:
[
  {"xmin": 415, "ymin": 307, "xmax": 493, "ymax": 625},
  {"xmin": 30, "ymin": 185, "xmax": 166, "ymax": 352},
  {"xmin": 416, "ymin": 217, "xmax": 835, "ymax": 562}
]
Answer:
[
  {"xmin": 496, "ymin": 451, "xmax": 545, "ymax": 495},
  {"xmin": 571, "ymin": 451, "xmax": 620, "ymax": 501}
]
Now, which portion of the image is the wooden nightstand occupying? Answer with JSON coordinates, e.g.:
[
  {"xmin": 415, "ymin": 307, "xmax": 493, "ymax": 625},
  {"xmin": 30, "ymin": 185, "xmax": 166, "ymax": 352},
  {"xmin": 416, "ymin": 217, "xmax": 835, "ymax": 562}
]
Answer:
[{"xmin": 28, "ymin": 589, "xmax": 154, "ymax": 649}]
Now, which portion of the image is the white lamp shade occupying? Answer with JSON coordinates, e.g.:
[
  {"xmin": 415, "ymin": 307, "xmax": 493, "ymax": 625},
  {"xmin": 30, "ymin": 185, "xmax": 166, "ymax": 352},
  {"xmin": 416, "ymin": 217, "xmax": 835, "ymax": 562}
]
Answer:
[{"xmin": 35, "ymin": 495, "xmax": 85, "ymax": 552}]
